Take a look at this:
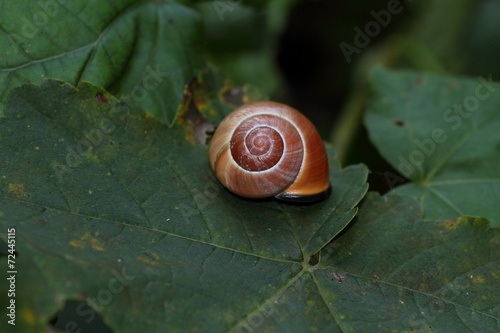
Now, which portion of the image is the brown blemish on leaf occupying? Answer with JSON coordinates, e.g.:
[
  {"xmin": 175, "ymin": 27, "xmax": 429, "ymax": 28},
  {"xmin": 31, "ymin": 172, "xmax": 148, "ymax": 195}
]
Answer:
[
  {"xmin": 443, "ymin": 218, "xmax": 461, "ymax": 230},
  {"xmin": 331, "ymin": 271, "xmax": 346, "ymax": 283},
  {"xmin": 394, "ymin": 120, "xmax": 405, "ymax": 127},
  {"xmin": 136, "ymin": 252, "xmax": 161, "ymax": 266},
  {"xmin": 95, "ymin": 92, "xmax": 108, "ymax": 104}
]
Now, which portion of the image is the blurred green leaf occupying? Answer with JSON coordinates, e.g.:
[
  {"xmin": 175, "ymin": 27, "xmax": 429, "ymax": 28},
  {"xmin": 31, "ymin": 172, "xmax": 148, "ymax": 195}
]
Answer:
[
  {"xmin": 365, "ymin": 67, "xmax": 500, "ymax": 225},
  {"xmin": 0, "ymin": 80, "xmax": 368, "ymax": 332},
  {"xmin": 466, "ymin": 0, "xmax": 500, "ymax": 78},
  {"xmin": 194, "ymin": 0, "xmax": 298, "ymax": 95}
]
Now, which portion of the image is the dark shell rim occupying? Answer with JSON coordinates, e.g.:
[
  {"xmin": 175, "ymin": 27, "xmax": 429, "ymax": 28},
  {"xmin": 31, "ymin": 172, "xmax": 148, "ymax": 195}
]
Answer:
[{"xmin": 274, "ymin": 185, "xmax": 331, "ymax": 203}]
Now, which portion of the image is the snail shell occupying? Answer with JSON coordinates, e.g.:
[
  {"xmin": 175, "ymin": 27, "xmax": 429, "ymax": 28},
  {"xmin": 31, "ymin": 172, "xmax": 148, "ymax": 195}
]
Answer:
[{"xmin": 209, "ymin": 101, "xmax": 330, "ymax": 202}]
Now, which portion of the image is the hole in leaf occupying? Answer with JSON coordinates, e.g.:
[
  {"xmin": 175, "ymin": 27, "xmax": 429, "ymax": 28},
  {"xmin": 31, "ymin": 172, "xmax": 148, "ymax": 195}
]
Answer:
[
  {"xmin": 205, "ymin": 127, "xmax": 216, "ymax": 145},
  {"xmin": 179, "ymin": 78, "xmax": 217, "ymax": 145},
  {"xmin": 51, "ymin": 300, "xmax": 114, "ymax": 333},
  {"xmin": 308, "ymin": 253, "xmax": 320, "ymax": 266}
]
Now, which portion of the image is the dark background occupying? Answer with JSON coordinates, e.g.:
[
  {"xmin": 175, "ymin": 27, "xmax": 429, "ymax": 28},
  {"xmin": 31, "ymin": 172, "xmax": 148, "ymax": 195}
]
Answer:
[{"xmin": 277, "ymin": 0, "xmax": 500, "ymax": 193}]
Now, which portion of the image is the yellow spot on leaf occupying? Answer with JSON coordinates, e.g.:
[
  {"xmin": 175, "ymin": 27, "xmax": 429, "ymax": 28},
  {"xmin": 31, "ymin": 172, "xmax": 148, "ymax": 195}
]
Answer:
[
  {"xmin": 84, "ymin": 153, "xmax": 99, "ymax": 163},
  {"xmin": 22, "ymin": 307, "xmax": 36, "ymax": 324},
  {"xmin": 182, "ymin": 126, "xmax": 195, "ymax": 144},
  {"xmin": 136, "ymin": 252, "xmax": 161, "ymax": 266},
  {"xmin": 8, "ymin": 183, "xmax": 25, "ymax": 197},
  {"xmin": 69, "ymin": 239, "xmax": 85, "ymax": 249},
  {"xmin": 35, "ymin": 146, "xmax": 40, "ymax": 150},
  {"xmin": 69, "ymin": 232, "xmax": 104, "ymax": 251},
  {"xmin": 207, "ymin": 107, "xmax": 217, "ymax": 117},
  {"xmin": 193, "ymin": 95, "xmax": 208, "ymax": 111},
  {"xmin": 472, "ymin": 275, "xmax": 485, "ymax": 283},
  {"xmin": 444, "ymin": 216, "xmax": 487, "ymax": 230},
  {"xmin": 90, "ymin": 238, "xmax": 104, "ymax": 251},
  {"xmin": 242, "ymin": 95, "xmax": 250, "ymax": 104}
]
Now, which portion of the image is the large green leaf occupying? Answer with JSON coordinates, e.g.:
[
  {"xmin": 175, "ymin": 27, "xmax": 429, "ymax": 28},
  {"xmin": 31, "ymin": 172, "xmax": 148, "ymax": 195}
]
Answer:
[
  {"xmin": 0, "ymin": 0, "xmax": 293, "ymax": 123},
  {"xmin": 317, "ymin": 192, "xmax": 499, "ymax": 332},
  {"xmin": 0, "ymin": 0, "xmax": 203, "ymax": 123},
  {"xmin": 0, "ymin": 80, "xmax": 368, "ymax": 332},
  {"xmin": 365, "ymin": 67, "xmax": 500, "ymax": 225}
]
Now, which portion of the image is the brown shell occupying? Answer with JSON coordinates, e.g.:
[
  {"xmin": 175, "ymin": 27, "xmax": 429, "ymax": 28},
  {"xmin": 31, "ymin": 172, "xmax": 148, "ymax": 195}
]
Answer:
[{"xmin": 209, "ymin": 101, "xmax": 330, "ymax": 202}]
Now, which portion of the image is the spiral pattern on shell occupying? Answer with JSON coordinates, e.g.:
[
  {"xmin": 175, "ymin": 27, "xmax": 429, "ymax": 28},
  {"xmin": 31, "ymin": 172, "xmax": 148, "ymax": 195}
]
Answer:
[{"xmin": 209, "ymin": 101, "xmax": 330, "ymax": 202}]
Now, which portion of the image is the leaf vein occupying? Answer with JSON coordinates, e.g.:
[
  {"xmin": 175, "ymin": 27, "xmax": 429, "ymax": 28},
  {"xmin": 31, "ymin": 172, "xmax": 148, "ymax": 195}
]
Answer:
[{"xmin": 0, "ymin": 196, "xmax": 297, "ymax": 264}]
